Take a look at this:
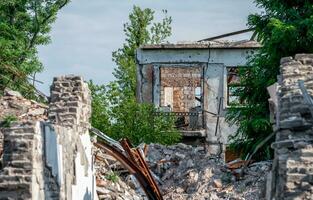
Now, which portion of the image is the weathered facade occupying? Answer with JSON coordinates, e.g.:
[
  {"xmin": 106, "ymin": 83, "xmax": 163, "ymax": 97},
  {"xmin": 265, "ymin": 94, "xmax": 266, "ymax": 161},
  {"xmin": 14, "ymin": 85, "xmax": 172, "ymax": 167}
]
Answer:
[
  {"xmin": 267, "ymin": 54, "xmax": 313, "ymax": 200},
  {"xmin": 0, "ymin": 75, "xmax": 97, "ymax": 200},
  {"xmin": 136, "ymin": 40, "xmax": 260, "ymax": 154}
]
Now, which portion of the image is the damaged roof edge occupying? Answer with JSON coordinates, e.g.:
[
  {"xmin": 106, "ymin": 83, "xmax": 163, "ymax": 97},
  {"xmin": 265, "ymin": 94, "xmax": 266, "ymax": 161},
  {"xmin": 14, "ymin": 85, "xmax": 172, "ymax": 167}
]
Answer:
[{"xmin": 140, "ymin": 40, "xmax": 261, "ymax": 50}]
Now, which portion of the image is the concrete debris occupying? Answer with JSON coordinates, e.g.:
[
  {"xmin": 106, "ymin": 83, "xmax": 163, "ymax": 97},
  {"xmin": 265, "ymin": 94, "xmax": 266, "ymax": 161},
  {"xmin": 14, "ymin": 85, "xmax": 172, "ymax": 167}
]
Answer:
[
  {"xmin": 213, "ymin": 179, "xmax": 223, "ymax": 188},
  {"xmin": 93, "ymin": 145, "xmax": 145, "ymax": 200},
  {"xmin": 0, "ymin": 90, "xmax": 48, "ymax": 122},
  {"xmin": 4, "ymin": 88, "xmax": 23, "ymax": 98},
  {"xmin": 0, "ymin": 88, "xmax": 273, "ymax": 200},
  {"xmin": 146, "ymin": 143, "xmax": 272, "ymax": 200}
]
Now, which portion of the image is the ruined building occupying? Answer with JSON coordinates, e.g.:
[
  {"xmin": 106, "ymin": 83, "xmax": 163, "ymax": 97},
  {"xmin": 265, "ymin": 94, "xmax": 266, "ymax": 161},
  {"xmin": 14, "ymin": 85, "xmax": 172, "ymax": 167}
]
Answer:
[
  {"xmin": 267, "ymin": 54, "xmax": 313, "ymax": 200},
  {"xmin": 136, "ymin": 40, "xmax": 260, "ymax": 155},
  {"xmin": 0, "ymin": 76, "xmax": 97, "ymax": 200}
]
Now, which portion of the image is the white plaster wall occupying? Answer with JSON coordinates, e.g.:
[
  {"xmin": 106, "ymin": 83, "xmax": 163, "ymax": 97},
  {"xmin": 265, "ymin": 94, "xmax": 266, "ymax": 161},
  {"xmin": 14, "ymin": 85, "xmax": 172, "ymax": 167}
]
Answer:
[
  {"xmin": 42, "ymin": 124, "xmax": 97, "ymax": 200},
  {"xmin": 32, "ymin": 122, "xmax": 45, "ymax": 200},
  {"xmin": 72, "ymin": 133, "xmax": 98, "ymax": 200},
  {"xmin": 204, "ymin": 64, "xmax": 237, "ymax": 145},
  {"xmin": 44, "ymin": 125, "xmax": 63, "ymax": 185}
]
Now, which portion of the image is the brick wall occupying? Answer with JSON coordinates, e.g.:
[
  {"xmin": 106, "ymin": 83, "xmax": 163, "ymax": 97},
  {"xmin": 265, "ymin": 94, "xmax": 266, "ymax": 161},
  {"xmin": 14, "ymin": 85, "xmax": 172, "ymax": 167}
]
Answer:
[
  {"xmin": 160, "ymin": 67, "xmax": 201, "ymax": 112},
  {"xmin": 269, "ymin": 54, "xmax": 313, "ymax": 199}
]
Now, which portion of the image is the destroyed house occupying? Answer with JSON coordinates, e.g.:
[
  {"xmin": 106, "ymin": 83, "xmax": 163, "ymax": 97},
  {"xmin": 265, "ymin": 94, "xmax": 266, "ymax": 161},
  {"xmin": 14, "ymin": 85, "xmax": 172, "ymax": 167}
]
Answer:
[{"xmin": 136, "ymin": 40, "xmax": 261, "ymax": 154}]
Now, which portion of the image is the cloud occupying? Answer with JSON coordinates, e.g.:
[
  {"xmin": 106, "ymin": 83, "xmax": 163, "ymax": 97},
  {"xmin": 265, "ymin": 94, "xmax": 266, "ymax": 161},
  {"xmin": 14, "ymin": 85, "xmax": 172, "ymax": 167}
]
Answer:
[{"xmin": 37, "ymin": 0, "xmax": 260, "ymax": 95}]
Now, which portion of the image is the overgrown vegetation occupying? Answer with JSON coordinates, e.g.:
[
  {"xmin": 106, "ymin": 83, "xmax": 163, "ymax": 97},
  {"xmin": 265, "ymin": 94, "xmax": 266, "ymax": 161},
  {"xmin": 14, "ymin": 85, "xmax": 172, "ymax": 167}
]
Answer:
[
  {"xmin": 0, "ymin": 0, "xmax": 70, "ymax": 99},
  {"xmin": 105, "ymin": 171, "xmax": 119, "ymax": 183},
  {"xmin": 90, "ymin": 6, "xmax": 181, "ymax": 146},
  {"xmin": 226, "ymin": 0, "xmax": 313, "ymax": 159},
  {"xmin": 1, "ymin": 115, "xmax": 17, "ymax": 128}
]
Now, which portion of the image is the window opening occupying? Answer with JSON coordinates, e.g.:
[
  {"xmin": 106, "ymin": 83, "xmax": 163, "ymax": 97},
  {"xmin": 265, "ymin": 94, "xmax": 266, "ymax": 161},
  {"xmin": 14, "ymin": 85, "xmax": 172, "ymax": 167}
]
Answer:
[{"xmin": 227, "ymin": 67, "xmax": 243, "ymax": 106}]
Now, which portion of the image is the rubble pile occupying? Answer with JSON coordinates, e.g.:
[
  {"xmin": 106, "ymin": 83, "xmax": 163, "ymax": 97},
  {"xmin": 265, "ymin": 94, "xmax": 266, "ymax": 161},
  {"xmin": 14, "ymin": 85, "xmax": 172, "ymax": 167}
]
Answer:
[
  {"xmin": 0, "ymin": 88, "xmax": 272, "ymax": 200},
  {"xmin": 0, "ymin": 89, "xmax": 48, "ymax": 122},
  {"xmin": 93, "ymin": 145, "xmax": 145, "ymax": 200},
  {"xmin": 146, "ymin": 143, "xmax": 271, "ymax": 200}
]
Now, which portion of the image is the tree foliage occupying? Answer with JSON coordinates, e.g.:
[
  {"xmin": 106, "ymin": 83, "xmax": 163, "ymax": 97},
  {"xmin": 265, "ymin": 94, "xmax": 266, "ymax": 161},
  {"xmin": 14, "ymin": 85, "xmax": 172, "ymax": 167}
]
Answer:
[
  {"xmin": 112, "ymin": 6, "xmax": 171, "ymax": 96},
  {"xmin": 91, "ymin": 6, "xmax": 180, "ymax": 146},
  {"xmin": 226, "ymin": 0, "xmax": 313, "ymax": 159},
  {"xmin": 0, "ymin": 0, "xmax": 70, "ymax": 98}
]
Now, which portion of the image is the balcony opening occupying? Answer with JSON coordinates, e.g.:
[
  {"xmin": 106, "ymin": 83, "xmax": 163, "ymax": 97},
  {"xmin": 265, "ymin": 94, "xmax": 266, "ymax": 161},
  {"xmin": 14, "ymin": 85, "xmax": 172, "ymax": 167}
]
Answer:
[{"xmin": 158, "ymin": 66, "xmax": 204, "ymax": 132}]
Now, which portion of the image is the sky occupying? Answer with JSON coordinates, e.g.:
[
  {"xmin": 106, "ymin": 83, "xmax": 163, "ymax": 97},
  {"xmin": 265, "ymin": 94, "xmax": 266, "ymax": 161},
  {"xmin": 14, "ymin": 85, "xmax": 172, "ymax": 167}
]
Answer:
[{"xmin": 37, "ymin": 0, "xmax": 261, "ymax": 95}]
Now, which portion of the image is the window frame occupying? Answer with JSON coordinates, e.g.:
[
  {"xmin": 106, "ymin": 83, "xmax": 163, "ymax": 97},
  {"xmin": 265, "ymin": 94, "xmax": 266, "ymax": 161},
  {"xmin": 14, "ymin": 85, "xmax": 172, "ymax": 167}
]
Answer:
[{"xmin": 223, "ymin": 66, "xmax": 246, "ymax": 109}]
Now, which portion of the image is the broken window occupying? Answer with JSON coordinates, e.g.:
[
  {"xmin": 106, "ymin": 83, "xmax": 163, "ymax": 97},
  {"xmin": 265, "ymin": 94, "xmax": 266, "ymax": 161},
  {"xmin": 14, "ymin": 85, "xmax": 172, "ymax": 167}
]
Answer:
[
  {"xmin": 194, "ymin": 87, "xmax": 201, "ymax": 107},
  {"xmin": 159, "ymin": 66, "xmax": 204, "ymax": 130},
  {"xmin": 160, "ymin": 67, "xmax": 202, "ymax": 112},
  {"xmin": 226, "ymin": 67, "xmax": 243, "ymax": 106}
]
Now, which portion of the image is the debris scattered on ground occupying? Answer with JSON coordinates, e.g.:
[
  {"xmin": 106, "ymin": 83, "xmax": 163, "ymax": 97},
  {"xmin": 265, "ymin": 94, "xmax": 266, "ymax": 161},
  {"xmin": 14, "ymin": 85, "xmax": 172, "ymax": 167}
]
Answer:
[
  {"xmin": 0, "ymin": 89, "xmax": 48, "ymax": 122},
  {"xmin": 146, "ymin": 143, "xmax": 271, "ymax": 200},
  {"xmin": 0, "ymin": 89, "xmax": 272, "ymax": 200},
  {"xmin": 93, "ymin": 145, "xmax": 145, "ymax": 200}
]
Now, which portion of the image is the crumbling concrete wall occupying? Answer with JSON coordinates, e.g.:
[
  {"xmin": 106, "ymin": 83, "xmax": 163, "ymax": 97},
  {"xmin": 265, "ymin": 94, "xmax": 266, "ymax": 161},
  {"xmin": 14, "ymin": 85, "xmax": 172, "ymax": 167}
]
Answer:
[{"xmin": 269, "ymin": 54, "xmax": 313, "ymax": 199}]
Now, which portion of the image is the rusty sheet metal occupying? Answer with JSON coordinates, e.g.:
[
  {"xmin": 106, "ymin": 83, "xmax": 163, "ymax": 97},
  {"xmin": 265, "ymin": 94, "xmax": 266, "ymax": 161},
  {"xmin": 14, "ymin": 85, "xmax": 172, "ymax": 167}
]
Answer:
[
  {"xmin": 226, "ymin": 159, "xmax": 251, "ymax": 170},
  {"xmin": 94, "ymin": 141, "xmax": 163, "ymax": 200},
  {"xmin": 91, "ymin": 128, "xmax": 163, "ymax": 200},
  {"xmin": 120, "ymin": 139, "xmax": 163, "ymax": 200}
]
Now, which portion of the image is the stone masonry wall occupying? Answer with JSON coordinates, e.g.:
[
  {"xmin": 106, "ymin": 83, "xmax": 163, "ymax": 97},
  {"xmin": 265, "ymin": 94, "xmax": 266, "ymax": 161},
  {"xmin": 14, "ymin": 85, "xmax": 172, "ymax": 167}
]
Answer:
[
  {"xmin": 0, "ymin": 75, "xmax": 93, "ymax": 200},
  {"xmin": 49, "ymin": 75, "xmax": 93, "ymax": 200},
  {"xmin": 0, "ymin": 122, "xmax": 44, "ymax": 200},
  {"xmin": 49, "ymin": 75, "xmax": 91, "ymax": 132},
  {"xmin": 270, "ymin": 54, "xmax": 313, "ymax": 199}
]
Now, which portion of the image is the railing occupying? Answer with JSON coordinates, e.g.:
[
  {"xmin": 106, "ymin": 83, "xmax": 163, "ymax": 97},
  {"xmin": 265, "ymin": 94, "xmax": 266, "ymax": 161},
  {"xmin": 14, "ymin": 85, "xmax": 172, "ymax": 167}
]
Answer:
[{"xmin": 154, "ymin": 111, "xmax": 204, "ymax": 131}]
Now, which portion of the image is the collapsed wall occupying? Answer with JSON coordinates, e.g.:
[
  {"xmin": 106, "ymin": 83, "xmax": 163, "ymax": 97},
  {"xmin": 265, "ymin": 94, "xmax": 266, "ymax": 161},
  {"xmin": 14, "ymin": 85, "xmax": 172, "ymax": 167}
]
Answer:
[
  {"xmin": 269, "ymin": 54, "xmax": 313, "ymax": 199},
  {"xmin": 0, "ymin": 75, "xmax": 96, "ymax": 200},
  {"xmin": 48, "ymin": 75, "xmax": 95, "ymax": 200}
]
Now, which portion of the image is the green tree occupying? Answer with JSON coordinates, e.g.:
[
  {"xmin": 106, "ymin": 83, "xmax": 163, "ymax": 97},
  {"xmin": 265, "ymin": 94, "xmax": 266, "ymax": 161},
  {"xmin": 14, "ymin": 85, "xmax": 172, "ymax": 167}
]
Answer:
[
  {"xmin": 112, "ymin": 6, "xmax": 171, "ymax": 96},
  {"xmin": 0, "ymin": 0, "xmax": 70, "ymax": 98},
  {"xmin": 88, "ymin": 80, "xmax": 111, "ymax": 133},
  {"xmin": 91, "ymin": 6, "xmax": 180, "ymax": 145},
  {"xmin": 227, "ymin": 0, "xmax": 313, "ymax": 159}
]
